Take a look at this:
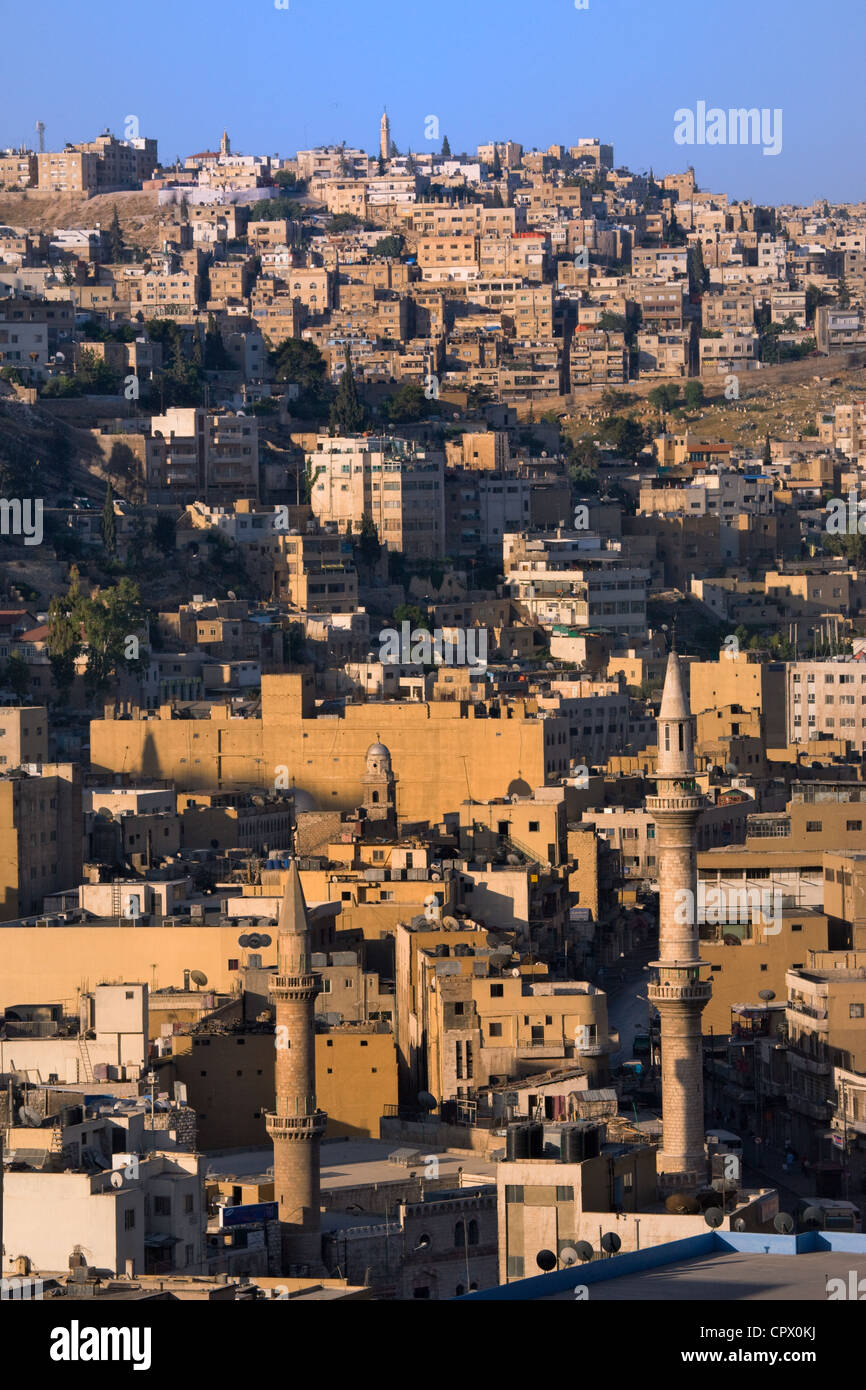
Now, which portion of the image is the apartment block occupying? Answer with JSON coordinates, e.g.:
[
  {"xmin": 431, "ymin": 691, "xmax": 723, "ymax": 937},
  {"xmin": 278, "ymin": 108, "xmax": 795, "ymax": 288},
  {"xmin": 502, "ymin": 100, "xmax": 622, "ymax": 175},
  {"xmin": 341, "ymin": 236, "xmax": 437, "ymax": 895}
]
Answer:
[{"xmin": 308, "ymin": 434, "xmax": 446, "ymax": 558}]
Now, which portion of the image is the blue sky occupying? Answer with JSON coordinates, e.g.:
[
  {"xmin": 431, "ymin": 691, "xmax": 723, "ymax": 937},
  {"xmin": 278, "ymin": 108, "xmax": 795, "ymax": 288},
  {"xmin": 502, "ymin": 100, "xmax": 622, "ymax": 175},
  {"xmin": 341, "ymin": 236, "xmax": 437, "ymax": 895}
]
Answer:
[{"xmin": 1, "ymin": 0, "xmax": 863, "ymax": 205}]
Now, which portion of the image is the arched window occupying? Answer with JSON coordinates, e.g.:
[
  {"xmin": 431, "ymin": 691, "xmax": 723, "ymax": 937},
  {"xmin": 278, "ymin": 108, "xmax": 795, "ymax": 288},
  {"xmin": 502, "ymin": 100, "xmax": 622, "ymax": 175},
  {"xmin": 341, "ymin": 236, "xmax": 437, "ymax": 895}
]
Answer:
[
  {"xmin": 371, "ymin": 790, "xmax": 379, "ymax": 803},
  {"xmin": 455, "ymin": 1221, "xmax": 465, "ymax": 1247},
  {"xmin": 468, "ymin": 1218, "xmax": 479, "ymax": 1245},
  {"xmin": 678, "ymin": 725, "xmax": 684, "ymax": 751},
  {"xmin": 664, "ymin": 727, "xmax": 670, "ymax": 751},
  {"xmin": 456, "ymin": 1283, "xmax": 465, "ymax": 1297}
]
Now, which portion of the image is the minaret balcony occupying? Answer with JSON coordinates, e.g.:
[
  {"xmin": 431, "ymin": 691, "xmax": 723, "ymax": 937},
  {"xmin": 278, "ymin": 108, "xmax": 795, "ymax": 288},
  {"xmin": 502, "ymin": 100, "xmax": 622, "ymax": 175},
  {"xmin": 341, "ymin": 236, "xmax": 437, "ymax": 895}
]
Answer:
[
  {"xmin": 271, "ymin": 973, "xmax": 318, "ymax": 1000},
  {"xmin": 265, "ymin": 1110, "xmax": 327, "ymax": 1138},
  {"xmin": 648, "ymin": 979, "xmax": 712, "ymax": 1004},
  {"xmin": 646, "ymin": 793, "xmax": 704, "ymax": 815}
]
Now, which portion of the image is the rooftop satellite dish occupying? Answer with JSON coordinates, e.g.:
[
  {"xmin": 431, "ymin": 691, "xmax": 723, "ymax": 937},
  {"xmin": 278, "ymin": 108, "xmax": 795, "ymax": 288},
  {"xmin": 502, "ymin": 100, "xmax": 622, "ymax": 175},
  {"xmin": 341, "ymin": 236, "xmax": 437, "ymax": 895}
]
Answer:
[
  {"xmin": 559, "ymin": 1246, "xmax": 579, "ymax": 1268},
  {"xmin": 441, "ymin": 916, "xmax": 459, "ymax": 931},
  {"xmin": 536, "ymin": 1249, "xmax": 557, "ymax": 1272},
  {"xmin": 704, "ymin": 1207, "xmax": 725, "ymax": 1229},
  {"xmin": 758, "ymin": 989, "xmax": 775, "ymax": 1001},
  {"xmin": 733, "ymin": 1218, "xmax": 747, "ymax": 1232},
  {"xmin": 18, "ymin": 1106, "xmax": 42, "ymax": 1127},
  {"xmin": 601, "ymin": 1232, "xmax": 621, "ymax": 1255},
  {"xmin": 189, "ymin": 970, "xmax": 208, "ymax": 987},
  {"xmin": 801, "ymin": 1205, "xmax": 824, "ymax": 1230},
  {"xmin": 227, "ymin": 590, "xmax": 237, "ymax": 600},
  {"xmin": 511, "ymin": 967, "xmax": 521, "ymax": 978},
  {"xmin": 774, "ymin": 1211, "xmax": 795, "ymax": 1234},
  {"xmin": 574, "ymin": 1240, "xmax": 594, "ymax": 1263},
  {"xmin": 416, "ymin": 1091, "xmax": 437, "ymax": 1112}
]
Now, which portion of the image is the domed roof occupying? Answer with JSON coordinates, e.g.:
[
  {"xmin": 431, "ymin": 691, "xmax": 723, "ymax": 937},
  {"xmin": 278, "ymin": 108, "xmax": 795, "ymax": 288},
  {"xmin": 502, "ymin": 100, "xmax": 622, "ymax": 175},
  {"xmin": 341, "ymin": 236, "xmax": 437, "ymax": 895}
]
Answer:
[{"xmin": 367, "ymin": 740, "xmax": 390, "ymax": 758}]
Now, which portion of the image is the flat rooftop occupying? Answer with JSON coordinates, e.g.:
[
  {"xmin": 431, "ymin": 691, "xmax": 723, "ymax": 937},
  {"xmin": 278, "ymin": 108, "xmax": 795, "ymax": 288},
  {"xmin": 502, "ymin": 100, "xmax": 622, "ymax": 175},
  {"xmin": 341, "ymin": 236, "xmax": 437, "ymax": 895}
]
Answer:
[
  {"xmin": 543, "ymin": 1249, "xmax": 866, "ymax": 1301},
  {"xmin": 204, "ymin": 1139, "xmax": 498, "ymax": 1192}
]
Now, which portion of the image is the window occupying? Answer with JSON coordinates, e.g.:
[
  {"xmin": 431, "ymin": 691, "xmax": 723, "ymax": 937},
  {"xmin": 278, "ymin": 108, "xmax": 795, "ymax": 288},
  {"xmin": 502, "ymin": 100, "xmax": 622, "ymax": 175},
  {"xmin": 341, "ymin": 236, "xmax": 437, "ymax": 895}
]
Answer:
[
  {"xmin": 805, "ymin": 822, "xmax": 822, "ymax": 833},
  {"xmin": 506, "ymin": 1256, "xmax": 525, "ymax": 1277},
  {"xmin": 124, "ymin": 1209, "xmax": 136, "ymax": 1230},
  {"xmin": 154, "ymin": 1196, "xmax": 171, "ymax": 1216},
  {"xmin": 556, "ymin": 1185, "xmax": 573, "ymax": 1201},
  {"xmin": 847, "ymin": 821, "xmax": 862, "ymax": 832},
  {"xmin": 490, "ymin": 983, "xmax": 503, "ymax": 998},
  {"xmin": 851, "ymin": 1004, "xmax": 864, "ymax": 1019},
  {"xmin": 185, "ymin": 1194, "xmax": 194, "ymax": 1213},
  {"xmin": 488, "ymin": 1022, "xmax": 502, "ymax": 1038}
]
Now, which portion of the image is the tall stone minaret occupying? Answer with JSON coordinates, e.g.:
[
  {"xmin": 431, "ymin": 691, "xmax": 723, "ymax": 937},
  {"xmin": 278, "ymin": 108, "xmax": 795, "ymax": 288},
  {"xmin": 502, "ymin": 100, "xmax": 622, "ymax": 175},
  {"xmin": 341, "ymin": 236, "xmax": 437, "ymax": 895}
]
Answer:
[
  {"xmin": 379, "ymin": 108, "xmax": 391, "ymax": 161},
  {"xmin": 646, "ymin": 650, "xmax": 711, "ymax": 1185},
  {"xmin": 265, "ymin": 862, "xmax": 327, "ymax": 1271}
]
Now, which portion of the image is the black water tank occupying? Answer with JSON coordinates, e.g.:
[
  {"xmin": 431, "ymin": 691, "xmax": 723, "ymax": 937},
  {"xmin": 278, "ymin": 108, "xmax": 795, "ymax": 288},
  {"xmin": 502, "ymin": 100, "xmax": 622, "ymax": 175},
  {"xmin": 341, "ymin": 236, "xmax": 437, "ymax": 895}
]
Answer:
[
  {"xmin": 506, "ymin": 1123, "xmax": 531, "ymax": 1161},
  {"xmin": 527, "ymin": 1121, "xmax": 544, "ymax": 1158},
  {"xmin": 583, "ymin": 1123, "xmax": 602, "ymax": 1159},
  {"xmin": 560, "ymin": 1124, "xmax": 584, "ymax": 1163}
]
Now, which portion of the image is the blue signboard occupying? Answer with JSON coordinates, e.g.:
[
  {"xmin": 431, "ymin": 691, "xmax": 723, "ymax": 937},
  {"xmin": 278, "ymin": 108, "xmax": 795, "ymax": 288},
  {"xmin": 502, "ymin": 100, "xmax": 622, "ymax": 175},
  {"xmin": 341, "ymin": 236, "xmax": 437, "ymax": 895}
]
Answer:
[{"xmin": 219, "ymin": 1201, "xmax": 278, "ymax": 1227}]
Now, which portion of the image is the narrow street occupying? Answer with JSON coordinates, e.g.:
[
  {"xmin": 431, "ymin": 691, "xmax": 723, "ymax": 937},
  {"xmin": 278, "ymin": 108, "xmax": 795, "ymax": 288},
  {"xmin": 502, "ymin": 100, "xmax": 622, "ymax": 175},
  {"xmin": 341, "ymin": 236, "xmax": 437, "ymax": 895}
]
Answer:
[{"xmin": 600, "ymin": 942, "xmax": 656, "ymax": 1069}]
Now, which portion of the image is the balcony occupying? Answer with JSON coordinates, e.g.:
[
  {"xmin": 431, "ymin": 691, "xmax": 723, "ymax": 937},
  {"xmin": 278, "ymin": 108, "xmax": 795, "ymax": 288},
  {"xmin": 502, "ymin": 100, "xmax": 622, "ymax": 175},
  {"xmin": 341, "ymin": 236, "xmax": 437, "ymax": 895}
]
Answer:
[
  {"xmin": 265, "ymin": 1111, "xmax": 327, "ymax": 1137},
  {"xmin": 787, "ymin": 999, "xmax": 828, "ymax": 1025},
  {"xmin": 646, "ymin": 793, "xmax": 704, "ymax": 815},
  {"xmin": 648, "ymin": 980, "xmax": 712, "ymax": 1004}
]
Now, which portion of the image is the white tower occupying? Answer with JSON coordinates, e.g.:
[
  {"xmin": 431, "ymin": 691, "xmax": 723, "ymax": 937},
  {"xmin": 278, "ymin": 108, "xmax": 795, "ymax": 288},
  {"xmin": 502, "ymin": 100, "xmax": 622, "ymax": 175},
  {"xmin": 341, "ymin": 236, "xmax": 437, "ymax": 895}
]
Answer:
[
  {"xmin": 379, "ymin": 109, "xmax": 391, "ymax": 162},
  {"xmin": 646, "ymin": 650, "xmax": 711, "ymax": 1185}
]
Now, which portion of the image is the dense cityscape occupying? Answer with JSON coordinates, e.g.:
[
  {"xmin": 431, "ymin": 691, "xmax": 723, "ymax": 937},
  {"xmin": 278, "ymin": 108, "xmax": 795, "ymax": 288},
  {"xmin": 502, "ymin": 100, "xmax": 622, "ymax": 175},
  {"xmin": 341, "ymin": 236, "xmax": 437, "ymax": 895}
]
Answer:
[{"xmin": 0, "ymin": 0, "xmax": 864, "ymax": 1361}]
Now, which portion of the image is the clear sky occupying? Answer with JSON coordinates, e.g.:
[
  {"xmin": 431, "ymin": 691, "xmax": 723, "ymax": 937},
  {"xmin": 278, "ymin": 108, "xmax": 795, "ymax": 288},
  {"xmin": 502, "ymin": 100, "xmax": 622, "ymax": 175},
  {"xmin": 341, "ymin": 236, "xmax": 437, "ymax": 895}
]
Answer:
[{"xmin": 1, "ymin": 0, "xmax": 863, "ymax": 205}]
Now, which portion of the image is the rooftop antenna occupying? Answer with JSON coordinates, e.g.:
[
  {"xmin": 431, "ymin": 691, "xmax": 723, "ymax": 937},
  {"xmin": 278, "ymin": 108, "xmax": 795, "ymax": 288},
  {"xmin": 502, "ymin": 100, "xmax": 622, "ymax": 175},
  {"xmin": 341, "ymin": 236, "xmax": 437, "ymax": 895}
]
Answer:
[{"xmin": 35, "ymin": 120, "xmax": 45, "ymax": 154}]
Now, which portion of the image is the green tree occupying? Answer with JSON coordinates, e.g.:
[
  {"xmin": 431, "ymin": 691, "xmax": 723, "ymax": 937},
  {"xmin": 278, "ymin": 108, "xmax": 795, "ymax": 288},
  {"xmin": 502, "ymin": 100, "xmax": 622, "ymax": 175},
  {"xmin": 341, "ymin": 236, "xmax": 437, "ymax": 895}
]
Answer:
[
  {"xmin": 274, "ymin": 170, "xmax": 305, "ymax": 191},
  {"xmin": 101, "ymin": 481, "xmax": 117, "ymax": 555},
  {"xmin": 330, "ymin": 344, "xmax": 368, "ymax": 434},
  {"xmin": 377, "ymin": 153, "xmax": 386, "ymax": 177},
  {"xmin": 330, "ymin": 212, "xmax": 362, "ymax": 233},
  {"xmin": 75, "ymin": 348, "xmax": 121, "ymax": 394},
  {"xmin": 3, "ymin": 651, "xmax": 30, "ymax": 701},
  {"xmin": 203, "ymin": 313, "xmax": 230, "ymax": 370},
  {"xmin": 763, "ymin": 433, "xmax": 772, "ymax": 466},
  {"xmin": 46, "ymin": 567, "xmax": 84, "ymax": 703},
  {"xmin": 683, "ymin": 380, "xmax": 704, "ymax": 409},
  {"xmin": 491, "ymin": 147, "xmax": 502, "ymax": 179},
  {"xmin": 78, "ymin": 576, "xmax": 147, "ymax": 696},
  {"xmin": 358, "ymin": 513, "xmax": 380, "ymax": 567},
  {"xmin": 371, "ymin": 234, "xmax": 404, "ymax": 259},
  {"xmin": 383, "ymin": 381, "xmax": 427, "ymax": 423},
  {"xmin": 152, "ymin": 512, "xmax": 176, "ymax": 555},
  {"xmin": 108, "ymin": 206, "xmax": 124, "ymax": 263},
  {"xmin": 597, "ymin": 415, "xmax": 647, "ymax": 460},
  {"xmin": 441, "ymin": 135, "xmax": 452, "ymax": 159},
  {"xmin": 687, "ymin": 240, "xmax": 707, "ymax": 295},
  {"xmin": 648, "ymin": 385, "xmax": 679, "ymax": 413},
  {"xmin": 248, "ymin": 197, "xmax": 302, "ymax": 221},
  {"xmin": 283, "ymin": 621, "xmax": 306, "ymax": 664}
]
